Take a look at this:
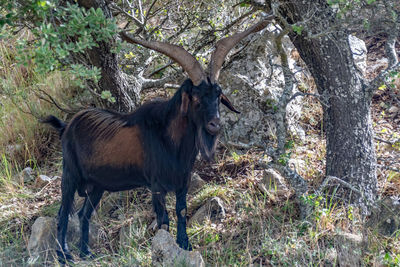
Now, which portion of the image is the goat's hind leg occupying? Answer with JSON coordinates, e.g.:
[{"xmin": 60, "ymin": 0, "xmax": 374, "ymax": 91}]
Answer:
[
  {"xmin": 152, "ymin": 191, "xmax": 169, "ymax": 231},
  {"xmin": 78, "ymin": 186, "xmax": 104, "ymax": 259},
  {"xmin": 56, "ymin": 173, "xmax": 76, "ymax": 263}
]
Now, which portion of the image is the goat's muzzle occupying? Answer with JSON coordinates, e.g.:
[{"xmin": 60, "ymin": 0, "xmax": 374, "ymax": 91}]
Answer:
[{"xmin": 206, "ymin": 118, "xmax": 220, "ymax": 135}]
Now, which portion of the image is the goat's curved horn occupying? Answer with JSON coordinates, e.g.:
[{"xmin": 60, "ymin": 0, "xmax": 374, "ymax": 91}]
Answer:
[
  {"xmin": 208, "ymin": 15, "xmax": 274, "ymax": 84},
  {"xmin": 121, "ymin": 32, "xmax": 206, "ymax": 86}
]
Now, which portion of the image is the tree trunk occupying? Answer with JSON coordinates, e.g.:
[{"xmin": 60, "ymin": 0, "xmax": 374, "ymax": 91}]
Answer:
[
  {"xmin": 280, "ymin": 1, "xmax": 377, "ymax": 211},
  {"xmin": 76, "ymin": 0, "xmax": 138, "ymax": 112}
]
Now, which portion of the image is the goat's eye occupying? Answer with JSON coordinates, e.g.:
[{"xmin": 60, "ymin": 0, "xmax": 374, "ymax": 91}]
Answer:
[{"xmin": 192, "ymin": 96, "xmax": 201, "ymax": 107}]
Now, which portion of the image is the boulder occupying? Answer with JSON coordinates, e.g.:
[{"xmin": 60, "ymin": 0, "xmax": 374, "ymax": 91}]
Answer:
[
  {"xmin": 152, "ymin": 229, "xmax": 204, "ymax": 267},
  {"xmin": 367, "ymin": 197, "xmax": 400, "ymax": 236},
  {"xmin": 21, "ymin": 167, "xmax": 35, "ymax": 184},
  {"xmin": 218, "ymin": 30, "xmax": 367, "ymax": 146},
  {"xmin": 334, "ymin": 232, "xmax": 363, "ymax": 267},
  {"xmin": 67, "ymin": 214, "xmax": 100, "ymax": 246},
  {"xmin": 218, "ymin": 27, "xmax": 306, "ymax": 145},
  {"xmin": 188, "ymin": 173, "xmax": 206, "ymax": 195},
  {"xmin": 27, "ymin": 217, "xmax": 57, "ymax": 264},
  {"xmin": 189, "ymin": 197, "xmax": 225, "ymax": 226},
  {"xmin": 257, "ymin": 169, "xmax": 290, "ymax": 199},
  {"xmin": 27, "ymin": 215, "xmax": 100, "ymax": 264}
]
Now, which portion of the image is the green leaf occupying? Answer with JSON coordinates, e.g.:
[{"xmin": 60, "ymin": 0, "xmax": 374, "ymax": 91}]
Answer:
[
  {"xmin": 292, "ymin": 25, "xmax": 304, "ymax": 35},
  {"xmin": 101, "ymin": 90, "xmax": 112, "ymax": 100}
]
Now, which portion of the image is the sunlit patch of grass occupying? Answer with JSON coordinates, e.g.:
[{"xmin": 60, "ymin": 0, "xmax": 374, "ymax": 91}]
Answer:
[
  {"xmin": 189, "ymin": 183, "xmax": 233, "ymax": 212},
  {"xmin": 0, "ymin": 39, "xmax": 82, "ymax": 176},
  {"xmin": 115, "ymin": 219, "xmax": 152, "ymax": 266}
]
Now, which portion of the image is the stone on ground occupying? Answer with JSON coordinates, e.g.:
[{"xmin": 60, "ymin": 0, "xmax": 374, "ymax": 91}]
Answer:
[{"xmin": 152, "ymin": 229, "xmax": 204, "ymax": 267}]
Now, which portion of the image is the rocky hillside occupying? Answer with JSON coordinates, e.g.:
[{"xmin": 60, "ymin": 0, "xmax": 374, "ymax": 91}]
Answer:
[{"xmin": 0, "ymin": 33, "xmax": 399, "ymax": 266}]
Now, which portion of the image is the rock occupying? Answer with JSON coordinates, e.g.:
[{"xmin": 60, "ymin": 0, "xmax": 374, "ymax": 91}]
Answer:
[
  {"xmin": 189, "ymin": 197, "xmax": 225, "ymax": 226},
  {"xmin": 261, "ymin": 169, "xmax": 288, "ymax": 190},
  {"xmin": 27, "ymin": 217, "xmax": 57, "ymax": 264},
  {"xmin": 288, "ymin": 158, "xmax": 306, "ymax": 172},
  {"xmin": 152, "ymin": 229, "xmax": 205, "ymax": 267},
  {"xmin": 27, "ymin": 215, "xmax": 100, "ymax": 264},
  {"xmin": 334, "ymin": 232, "xmax": 363, "ymax": 267},
  {"xmin": 388, "ymin": 106, "xmax": 399, "ymax": 114},
  {"xmin": 38, "ymin": 175, "xmax": 54, "ymax": 182},
  {"xmin": 366, "ymin": 197, "xmax": 400, "ymax": 236},
  {"xmin": 257, "ymin": 169, "xmax": 290, "ymax": 199},
  {"xmin": 188, "ymin": 173, "xmax": 206, "ymax": 194},
  {"xmin": 218, "ymin": 26, "xmax": 306, "ymax": 145},
  {"xmin": 21, "ymin": 167, "xmax": 35, "ymax": 184},
  {"xmin": 67, "ymin": 214, "xmax": 99, "ymax": 246},
  {"xmin": 368, "ymin": 58, "xmax": 388, "ymax": 75}
]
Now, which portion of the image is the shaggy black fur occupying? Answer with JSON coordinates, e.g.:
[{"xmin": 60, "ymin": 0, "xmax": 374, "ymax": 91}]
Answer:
[{"xmin": 43, "ymin": 79, "xmax": 238, "ymax": 263}]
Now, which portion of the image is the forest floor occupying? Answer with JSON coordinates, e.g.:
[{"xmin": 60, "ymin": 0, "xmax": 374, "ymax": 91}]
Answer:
[{"xmin": 0, "ymin": 37, "xmax": 399, "ymax": 266}]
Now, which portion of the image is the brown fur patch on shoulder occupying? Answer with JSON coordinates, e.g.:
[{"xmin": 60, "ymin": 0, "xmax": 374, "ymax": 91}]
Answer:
[
  {"xmin": 91, "ymin": 126, "xmax": 144, "ymax": 168},
  {"xmin": 168, "ymin": 115, "xmax": 187, "ymax": 145},
  {"xmin": 75, "ymin": 109, "xmax": 127, "ymax": 140}
]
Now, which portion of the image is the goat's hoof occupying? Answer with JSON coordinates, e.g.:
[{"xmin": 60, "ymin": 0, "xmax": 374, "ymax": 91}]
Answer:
[
  {"xmin": 178, "ymin": 240, "xmax": 192, "ymax": 251},
  {"xmin": 80, "ymin": 249, "xmax": 96, "ymax": 260},
  {"xmin": 160, "ymin": 224, "xmax": 169, "ymax": 231},
  {"xmin": 56, "ymin": 249, "xmax": 74, "ymax": 264}
]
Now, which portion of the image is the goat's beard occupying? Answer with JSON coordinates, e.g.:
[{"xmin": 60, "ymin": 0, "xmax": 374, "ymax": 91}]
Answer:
[{"xmin": 196, "ymin": 127, "xmax": 218, "ymax": 162}]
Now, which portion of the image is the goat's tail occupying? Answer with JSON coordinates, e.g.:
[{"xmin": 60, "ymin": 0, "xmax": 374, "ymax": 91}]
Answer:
[{"xmin": 42, "ymin": 115, "xmax": 67, "ymax": 136}]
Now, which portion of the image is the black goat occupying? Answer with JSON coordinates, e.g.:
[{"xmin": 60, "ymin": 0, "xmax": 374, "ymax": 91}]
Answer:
[{"xmin": 43, "ymin": 17, "xmax": 272, "ymax": 263}]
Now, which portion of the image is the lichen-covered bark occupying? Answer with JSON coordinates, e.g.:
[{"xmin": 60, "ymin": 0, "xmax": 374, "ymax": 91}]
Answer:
[{"xmin": 279, "ymin": 1, "xmax": 377, "ymax": 211}]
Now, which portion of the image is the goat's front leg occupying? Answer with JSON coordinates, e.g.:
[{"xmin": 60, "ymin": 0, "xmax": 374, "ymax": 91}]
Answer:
[
  {"xmin": 152, "ymin": 191, "xmax": 169, "ymax": 231},
  {"xmin": 175, "ymin": 188, "xmax": 192, "ymax": 250}
]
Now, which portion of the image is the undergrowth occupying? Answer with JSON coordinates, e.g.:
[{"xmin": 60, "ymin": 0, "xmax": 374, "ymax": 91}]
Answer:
[{"xmin": 0, "ymin": 38, "xmax": 76, "ymax": 266}]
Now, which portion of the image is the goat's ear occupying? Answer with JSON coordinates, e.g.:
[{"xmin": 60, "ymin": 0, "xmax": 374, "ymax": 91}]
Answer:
[
  {"xmin": 180, "ymin": 92, "xmax": 190, "ymax": 115},
  {"xmin": 221, "ymin": 94, "xmax": 240, "ymax": 114}
]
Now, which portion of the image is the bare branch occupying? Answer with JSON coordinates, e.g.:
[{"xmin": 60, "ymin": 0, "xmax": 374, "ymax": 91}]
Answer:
[
  {"xmin": 148, "ymin": 61, "xmax": 175, "ymax": 77},
  {"xmin": 110, "ymin": 2, "xmax": 144, "ymax": 28},
  {"xmin": 318, "ymin": 175, "xmax": 362, "ymax": 195},
  {"xmin": 141, "ymin": 72, "xmax": 183, "ymax": 89},
  {"xmin": 208, "ymin": 13, "xmax": 275, "ymax": 83},
  {"xmin": 121, "ymin": 31, "xmax": 206, "ymax": 85},
  {"xmin": 36, "ymin": 89, "xmax": 76, "ymax": 114},
  {"xmin": 374, "ymin": 137, "xmax": 400, "ymax": 146}
]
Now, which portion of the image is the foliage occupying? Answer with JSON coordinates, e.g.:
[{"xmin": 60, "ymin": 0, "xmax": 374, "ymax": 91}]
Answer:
[{"xmin": 2, "ymin": 0, "xmax": 119, "ymax": 104}]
